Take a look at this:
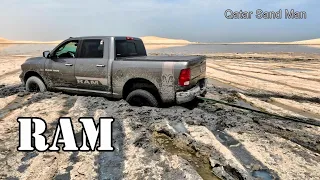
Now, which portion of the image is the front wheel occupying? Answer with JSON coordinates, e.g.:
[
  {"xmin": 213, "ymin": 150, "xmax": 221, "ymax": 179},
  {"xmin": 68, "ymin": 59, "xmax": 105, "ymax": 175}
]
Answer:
[
  {"xmin": 126, "ymin": 89, "xmax": 159, "ymax": 107},
  {"xmin": 26, "ymin": 76, "xmax": 47, "ymax": 92}
]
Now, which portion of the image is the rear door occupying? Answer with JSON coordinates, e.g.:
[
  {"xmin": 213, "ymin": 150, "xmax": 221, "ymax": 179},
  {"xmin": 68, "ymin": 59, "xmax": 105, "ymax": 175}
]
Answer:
[{"xmin": 75, "ymin": 39, "xmax": 109, "ymax": 91}]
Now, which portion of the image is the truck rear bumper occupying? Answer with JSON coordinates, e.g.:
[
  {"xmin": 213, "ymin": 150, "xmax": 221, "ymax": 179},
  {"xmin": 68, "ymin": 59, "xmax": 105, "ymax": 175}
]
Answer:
[{"xmin": 176, "ymin": 79, "xmax": 207, "ymax": 104}]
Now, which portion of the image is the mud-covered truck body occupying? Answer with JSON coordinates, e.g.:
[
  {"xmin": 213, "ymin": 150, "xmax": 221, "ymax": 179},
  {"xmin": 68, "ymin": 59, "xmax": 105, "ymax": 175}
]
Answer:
[{"xmin": 20, "ymin": 36, "xmax": 207, "ymax": 106}]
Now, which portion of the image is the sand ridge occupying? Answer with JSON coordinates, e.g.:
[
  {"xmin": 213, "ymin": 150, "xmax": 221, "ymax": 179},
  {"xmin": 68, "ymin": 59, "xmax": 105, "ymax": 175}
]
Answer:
[
  {"xmin": 0, "ymin": 37, "xmax": 61, "ymax": 44},
  {"xmin": 218, "ymin": 38, "xmax": 320, "ymax": 45},
  {"xmin": 140, "ymin": 36, "xmax": 191, "ymax": 44}
]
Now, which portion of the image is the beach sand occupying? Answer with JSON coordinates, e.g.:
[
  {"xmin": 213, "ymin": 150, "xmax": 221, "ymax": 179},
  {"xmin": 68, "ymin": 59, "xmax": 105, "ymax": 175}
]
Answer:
[{"xmin": 0, "ymin": 38, "xmax": 319, "ymax": 179}]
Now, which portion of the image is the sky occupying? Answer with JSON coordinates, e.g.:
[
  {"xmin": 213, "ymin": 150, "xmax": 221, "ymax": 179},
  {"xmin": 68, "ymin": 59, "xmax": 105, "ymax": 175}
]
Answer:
[{"xmin": 0, "ymin": 0, "xmax": 319, "ymax": 43}]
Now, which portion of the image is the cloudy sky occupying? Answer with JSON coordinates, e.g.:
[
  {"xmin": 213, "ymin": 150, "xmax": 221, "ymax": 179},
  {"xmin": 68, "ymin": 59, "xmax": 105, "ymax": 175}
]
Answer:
[{"xmin": 0, "ymin": 0, "xmax": 319, "ymax": 42}]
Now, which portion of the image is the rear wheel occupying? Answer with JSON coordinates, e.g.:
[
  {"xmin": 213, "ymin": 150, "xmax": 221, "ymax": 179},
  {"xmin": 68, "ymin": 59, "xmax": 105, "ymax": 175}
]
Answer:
[
  {"xmin": 26, "ymin": 76, "xmax": 47, "ymax": 92},
  {"xmin": 126, "ymin": 89, "xmax": 159, "ymax": 107}
]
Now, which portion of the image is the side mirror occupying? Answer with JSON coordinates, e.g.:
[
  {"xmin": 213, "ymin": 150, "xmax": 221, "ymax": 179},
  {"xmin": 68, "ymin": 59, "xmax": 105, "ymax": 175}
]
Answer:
[{"xmin": 43, "ymin": 51, "xmax": 50, "ymax": 58}]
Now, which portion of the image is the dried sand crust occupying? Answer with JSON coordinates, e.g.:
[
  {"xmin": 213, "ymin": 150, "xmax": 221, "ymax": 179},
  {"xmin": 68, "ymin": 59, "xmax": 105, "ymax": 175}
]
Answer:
[
  {"xmin": 1, "ymin": 89, "xmax": 318, "ymax": 179},
  {"xmin": 227, "ymin": 130, "xmax": 320, "ymax": 180},
  {"xmin": 271, "ymin": 98, "xmax": 320, "ymax": 116}
]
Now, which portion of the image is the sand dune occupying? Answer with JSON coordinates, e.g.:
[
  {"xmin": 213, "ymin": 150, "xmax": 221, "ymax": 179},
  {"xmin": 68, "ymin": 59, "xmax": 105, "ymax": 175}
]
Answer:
[
  {"xmin": 226, "ymin": 42, "xmax": 282, "ymax": 45},
  {"xmin": 0, "ymin": 36, "xmax": 192, "ymax": 44},
  {"xmin": 140, "ymin": 36, "xmax": 191, "ymax": 44},
  {"xmin": 217, "ymin": 38, "xmax": 320, "ymax": 45},
  {"xmin": 0, "ymin": 37, "xmax": 61, "ymax": 44},
  {"xmin": 1, "ymin": 36, "xmax": 320, "ymax": 45},
  {"xmin": 16, "ymin": 40, "xmax": 62, "ymax": 44},
  {"xmin": 0, "ymin": 38, "xmax": 61, "ymax": 44},
  {"xmin": 290, "ymin": 38, "xmax": 320, "ymax": 44},
  {"xmin": 0, "ymin": 37, "xmax": 13, "ymax": 43},
  {"xmin": 0, "ymin": 36, "xmax": 192, "ymax": 50}
]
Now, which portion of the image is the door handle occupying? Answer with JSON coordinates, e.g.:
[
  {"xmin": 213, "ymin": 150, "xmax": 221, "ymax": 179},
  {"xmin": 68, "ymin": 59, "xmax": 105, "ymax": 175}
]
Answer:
[
  {"xmin": 96, "ymin": 64, "xmax": 105, "ymax": 67},
  {"xmin": 65, "ymin": 63, "xmax": 73, "ymax": 66}
]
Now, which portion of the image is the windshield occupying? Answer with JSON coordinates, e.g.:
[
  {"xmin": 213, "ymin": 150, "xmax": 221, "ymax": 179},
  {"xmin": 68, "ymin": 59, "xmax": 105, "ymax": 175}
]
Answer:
[{"xmin": 115, "ymin": 40, "xmax": 147, "ymax": 58}]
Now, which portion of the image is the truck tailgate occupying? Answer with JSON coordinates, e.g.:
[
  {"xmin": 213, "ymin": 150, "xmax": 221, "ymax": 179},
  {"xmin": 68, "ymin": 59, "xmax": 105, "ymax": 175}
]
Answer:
[{"xmin": 187, "ymin": 56, "xmax": 206, "ymax": 81}]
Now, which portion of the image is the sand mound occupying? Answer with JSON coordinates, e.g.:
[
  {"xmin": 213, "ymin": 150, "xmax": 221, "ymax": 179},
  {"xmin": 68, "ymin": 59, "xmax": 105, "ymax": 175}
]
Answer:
[
  {"xmin": 2, "ymin": 35, "xmax": 319, "ymax": 45},
  {"xmin": 0, "ymin": 35, "xmax": 191, "ymax": 44},
  {"xmin": 0, "ymin": 37, "xmax": 12, "ymax": 43},
  {"xmin": 0, "ymin": 37, "xmax": 61, "ymax": 44},
  {"xmin": 290, "ymin": 38, "xmax": 320, "ymax": 45},
  {"xmin": 232, "ymin": 42, "xmax": 281, "ymax": 45},
  {"xmin": 15, "ymin": 40, "xmax": 62, "ymax": 44},
  {"xmin": 140, "ymin": 36, "xmax": 191, "ymax": 44}
]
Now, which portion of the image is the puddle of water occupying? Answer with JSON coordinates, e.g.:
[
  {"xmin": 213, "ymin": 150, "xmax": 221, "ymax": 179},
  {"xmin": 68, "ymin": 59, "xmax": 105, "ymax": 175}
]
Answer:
[
  {"xmin": 153, "ymin": 132, "xmax": 220, "ymax": 180},
  {"xmin": 171, "ymin": 122, "xmax": 188, "ymax": 133},
  {"xmin": 236, "ymin": 100, "xmax": 260, "ymax": 111},
  {"xmin": 278, "ymin": 67, "xmax": 314, "ymax": 72},
  {"xmin": 213, "ymin": 131, "xmax": 255, "ymax": 166},
  {"xmin": 215, "ymin": 131, "xmax": 239, "ymax": 147},
  {"xmin": 270, "ymin": 100, "xmax": 320, "ymax": 120},
  {"xmin": 213, "ymin": 131, "xmax": 279, "ymax": 180},
  {"xmin": 17, "ymin": 164, "xmax": 30, "ymax": 173},
  {"xmin": 252, "ymin": 170, "xmax": 273, "ymax": 180},
  {"xmin": 21, "ymin": 151, "xmax": 38, "ymax": 162},
  {"xmin": 6, "ymin": 177, "xmax": 19, "ymax": 180}
]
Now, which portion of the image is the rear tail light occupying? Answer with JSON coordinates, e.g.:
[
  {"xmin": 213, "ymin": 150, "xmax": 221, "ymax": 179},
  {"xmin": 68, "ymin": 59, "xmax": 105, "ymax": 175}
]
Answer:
[
  {"xmin": 179, "ymin": 68, "xmax": 191, "ymax": 86},
  {"xmin": 126, "ymin": 37, "xmax": 134, "ymax": 40}
]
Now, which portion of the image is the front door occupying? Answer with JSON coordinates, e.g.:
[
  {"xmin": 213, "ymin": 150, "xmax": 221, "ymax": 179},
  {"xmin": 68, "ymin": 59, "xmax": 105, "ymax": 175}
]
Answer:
[
  {"xmin": 75, "ymin": 39, "xmax": 109, "ymax": 91},
  {"xmin": 45, "ymin": 40, "xmax": 79, "ymax": 88}
]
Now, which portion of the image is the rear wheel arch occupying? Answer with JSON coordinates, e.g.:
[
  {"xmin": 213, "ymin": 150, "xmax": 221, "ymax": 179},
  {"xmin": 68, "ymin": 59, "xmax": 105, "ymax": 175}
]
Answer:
[{"xmin": 122, "ymin": 78, "xmax": 162, "ymax": 103}]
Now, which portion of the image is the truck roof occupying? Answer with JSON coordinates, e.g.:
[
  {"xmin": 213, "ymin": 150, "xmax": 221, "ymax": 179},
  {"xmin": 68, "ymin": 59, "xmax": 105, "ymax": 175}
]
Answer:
[{"xmin": 68, "ymin": 36, "xmax": 142, "ymax": 41}]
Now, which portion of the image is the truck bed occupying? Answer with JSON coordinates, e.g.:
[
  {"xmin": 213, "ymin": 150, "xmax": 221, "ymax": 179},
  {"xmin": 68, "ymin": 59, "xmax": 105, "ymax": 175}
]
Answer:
[
  {"xmin": 122, "ymin": 55, "xmax": 205, "ymax": 64},
  {"xmin": 121, "ymin": 55, "xmax": 206, "ymax": 90}
]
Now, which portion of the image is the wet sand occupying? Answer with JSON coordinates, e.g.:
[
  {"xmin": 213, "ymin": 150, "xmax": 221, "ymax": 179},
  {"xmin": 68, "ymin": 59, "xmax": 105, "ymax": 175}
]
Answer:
[
  {"xmin": 0, "ymin": 49, "xmax": 319, "ymax": 179},
  {"xmin": 204, "ymin": 53, "xmax": 320, "ymax": 119}
]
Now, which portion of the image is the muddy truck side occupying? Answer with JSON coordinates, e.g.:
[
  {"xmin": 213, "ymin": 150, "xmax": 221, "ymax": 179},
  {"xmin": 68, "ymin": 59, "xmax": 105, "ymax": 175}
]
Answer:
[{"xmin": 19, "ymin": 36, "xmax": 207, "ymax": 106}]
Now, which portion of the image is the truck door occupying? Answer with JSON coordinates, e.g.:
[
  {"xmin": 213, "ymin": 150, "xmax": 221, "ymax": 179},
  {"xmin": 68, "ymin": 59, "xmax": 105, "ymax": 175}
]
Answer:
[
  {"xmin": 75, "ymin": 39, "xmax": 109, "ymax": 91},
  {"xmin": 45, "ymin": 40, "xmax": 79, "ymax": 88}
]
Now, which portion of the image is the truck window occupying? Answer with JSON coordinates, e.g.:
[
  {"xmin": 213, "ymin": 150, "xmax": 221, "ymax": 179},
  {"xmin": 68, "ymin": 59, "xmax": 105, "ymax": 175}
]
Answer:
[
  {"xmin": 53, "ymin": 40, "xmax": 79, "ymax": 58},
  {"xmin": 115, "ymin": 40, "xmax": 147, "ymax": 58},
  {"xmin": 79, "ymin": 39, "xmax": 104, "ymax": 58}
]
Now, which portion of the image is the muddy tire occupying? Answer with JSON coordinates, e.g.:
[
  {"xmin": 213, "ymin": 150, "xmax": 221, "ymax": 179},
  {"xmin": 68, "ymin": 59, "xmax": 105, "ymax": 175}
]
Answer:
[
  {"xmin": 126, "ymin": 89, "xmax": 159, "ymax": 107},
  {"xmin": 26, "ymin": 76, "xmax": 47, "ymax": 92}
]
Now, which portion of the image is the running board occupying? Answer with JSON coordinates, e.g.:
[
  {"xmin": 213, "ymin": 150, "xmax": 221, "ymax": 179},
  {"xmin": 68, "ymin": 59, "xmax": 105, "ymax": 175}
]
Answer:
[{"xmin": 55, "ymin": 87, "xmax": 118, "ymax": 96}]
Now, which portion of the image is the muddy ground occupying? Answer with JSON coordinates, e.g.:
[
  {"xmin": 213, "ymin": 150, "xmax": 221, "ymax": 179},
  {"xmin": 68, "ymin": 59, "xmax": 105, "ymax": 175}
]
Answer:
[{"xmin": 0, "ymin": 50, "xmax": 320, "ymax": 180}]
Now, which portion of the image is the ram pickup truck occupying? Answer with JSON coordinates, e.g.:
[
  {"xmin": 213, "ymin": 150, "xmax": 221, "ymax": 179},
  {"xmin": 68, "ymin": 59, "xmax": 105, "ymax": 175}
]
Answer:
[{"xmin": 20, "ymin": 36, "xmax": 207, "ymax": 107}]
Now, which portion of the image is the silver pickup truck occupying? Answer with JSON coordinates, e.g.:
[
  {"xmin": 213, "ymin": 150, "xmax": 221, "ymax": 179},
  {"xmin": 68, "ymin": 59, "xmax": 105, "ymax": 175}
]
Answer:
[{"xmin": 20, "ymin": 36, "xmax": 207, "ymax": 107}]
